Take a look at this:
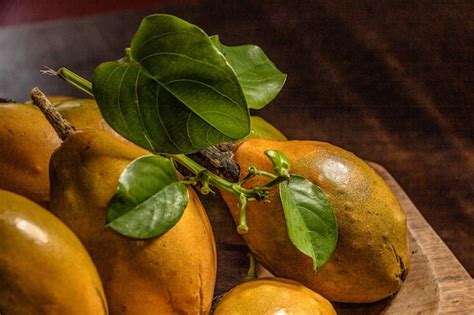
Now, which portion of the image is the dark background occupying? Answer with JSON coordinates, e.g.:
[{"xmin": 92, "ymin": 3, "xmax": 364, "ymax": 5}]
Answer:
[{"xmin": 0, "ymin": 0, "xmax": 472, "ymax": 275}]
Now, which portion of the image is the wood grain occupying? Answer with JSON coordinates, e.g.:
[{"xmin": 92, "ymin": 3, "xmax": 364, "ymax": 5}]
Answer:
[
  {"xmin": 204, "ymin": 163, "xmax": 473, "ymax": 314},
  {"xmin": 371, "ymin": 163, "xmax": 473, "ymax": 314}
]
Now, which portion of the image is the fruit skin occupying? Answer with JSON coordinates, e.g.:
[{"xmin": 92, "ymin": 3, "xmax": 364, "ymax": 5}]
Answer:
[
  {"xmin": 0, "ymin": 98, "xmax": 143, "ymax": 207},
  {"xmin": 0, "ymin": 95, "xmax": 281, "ymax": 208},
  {"xmin": 221, "ymin": 139, "xmax": 409, "ymax": 303},
  {"xmin": 55, "ymin": 98, "xmax": 129, "ymax": 139},
  {"xmin": 55, "ymin": 98, "xmax": 105, "ymax": 128},
  {"xmin": 58, "ymin": 98, "xmax": 288, "ymax": 143},
  {"xmin": 245, "ymin": 116, "xmax": 287, "ymax": 141},
  {"xmin": 0, "ymin": 98, "xmax": 105, "ymax": 208},
  {"xmin": 214, "ymin": 277, "xmax": 336, "ymax": 315},
  {"xmin": 25, "ymin": 96, "xmax": 74, "ymax": 104},
  {"xmin": 49, "ymin": 129, "xmax": 217, "ymax": 315},
  {"xmin": 201, "ymin": 115, "xmax": 287, "ymax": 244},
  {"xmin": 0, "ymin": 189, "xmax": 107, "ymax": 314},
  {"xmin": 0, "ymin": 102, "xmax": 62, "ymax": 207},
  {"xmin": 198, "ymin": 115, "xmax": 287, "ymax": 294}
]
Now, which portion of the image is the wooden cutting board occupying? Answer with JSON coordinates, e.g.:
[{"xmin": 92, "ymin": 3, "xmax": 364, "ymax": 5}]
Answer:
[{"xmin": 202, "ymin": 162, "xmax": 474, "ymax": 314}]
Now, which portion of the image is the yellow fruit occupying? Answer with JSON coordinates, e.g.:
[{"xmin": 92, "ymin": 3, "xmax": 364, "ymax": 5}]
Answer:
[
  {"xmin": 214, "ymin": 277, "xmax": 336, "ymax": 315},
  {"xmin": 55, "ymin": 98, "xmax": 127, "ymax": 139},
  {"xmin": 0, "ymin": 95, "xmax": 283, "ymax": 209},
  {"xmin": 221, "ymin": 139, "xmax": 409, "ymax": 303},
  {"xmin": 57, "ymin": 99, "xmax": 287, "ymax": 143},
  {"xmin": 55, "ymin": 98, "xmax": 151, "ymax": 156},
  {"xmin": 201, "ymin": 115, "xmax": 287, "ymax": 243},
  {"xmin": 49, "ymin": 129, "xmax": 217, "ymax": 314},
  {"xmin": 24, "ymin": 95, "xmax": 74, "ymax": 104},
  {"xmin": 199, "ymin": 115, "xmax": 287, "ymax": 293},
  {"xmin": 0, "ymin": 97, "xmax": 143, "ymax": 207},
  {"xmin": 245, "ymin": 116, "xmax": 287, "ymax": 141},
  {"xmin": 0, "ymin": 102, "xmax": 62, "ymax": 207},
  {"xmin": 0, "ymin": 189, "xmax": 107, "ymax": 314}
]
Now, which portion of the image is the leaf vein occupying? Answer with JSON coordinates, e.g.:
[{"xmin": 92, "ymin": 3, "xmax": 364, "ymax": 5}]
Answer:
[
  {"xmin": 134, "ymin": 70, "xmax": 157, "ymax": 151},
  {"xmin": 294, "ymin": 203, "xmax": 333, "ymax": 231},
  {"xmin": 139, "ymin": 52, "xmax": 240, "ymax": 90},
  {"xmin": 185, "ymin": 113, "xmax": 197, "ymax": 149},
  {"xmin": 164, "ymin": 78, "xmax": 245, "ymax": 114},
  {"xmin": 134, "ymin": 30, "xmax": 202, "ymax": 53},
  {"xmin": 117, "ymin": 65, "xmax": 135, "ymax": 138},
  {"xmin": 154, "ymin": 85, "xmax": 182, "ymax": 152},
  {"xmin": 239, "ymin": 74, "xmax": 285, "ymax": 83}
]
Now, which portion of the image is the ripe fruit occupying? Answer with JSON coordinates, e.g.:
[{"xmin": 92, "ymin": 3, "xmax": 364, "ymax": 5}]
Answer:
[
  {"xmin": 0, "ymin": 189, "xmax": 107, "ymax": 314},
  {"xmin": 55, "ymin": 98, "xmax": 131, "ymax": 140},
  {"xmin": 245, "ymin": 116, "xmax": 287, "ymax": 141},
  {"xmin": 214, "ymin": 277, "xmax": 336, "ymax": 315},
  {"xmin": 0, "ymin": 97, "xmax": 143, "ymax": 207},
  {"xmin": 222, "ymin": 139, "xmax": 409, "ymax": 303},
  {"xmin": 49, "ymin": 129, "xmax": 217, "ymax": 314},
  {"xmin": 0, "ymin": 102, "xmax": 61, "ymax": 207}
]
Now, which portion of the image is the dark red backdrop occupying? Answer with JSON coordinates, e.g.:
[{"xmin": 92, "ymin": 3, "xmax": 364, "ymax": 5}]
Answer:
[{"xmin": 0, "ymin": 0, "xmax": 192, "ymax": 26}]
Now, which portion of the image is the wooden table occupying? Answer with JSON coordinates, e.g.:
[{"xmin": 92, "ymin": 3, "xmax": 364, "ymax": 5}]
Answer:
[{"xmin": 0, "ymin": 0, "xmax": 472, "ymax": 278}]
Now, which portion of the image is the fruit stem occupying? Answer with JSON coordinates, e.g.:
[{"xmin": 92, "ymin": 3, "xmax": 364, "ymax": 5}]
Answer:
[
  {"xmin": 171, "ymin": 154, "xmax": 256, "ymax": 197},
  {"xmin": 246, "ymin": 166, "xmax": 278, "ymax": 180},
  {"xmin": 31, "ymin": 87, "xmax": 76, "ymax": 140},
  {"xmin": 237, "ymin": 194, "xmax": 249, "ymax": 234},
  {"xmin": 244, "ymin": 253, "xmax": 257, "ymax": 281}
]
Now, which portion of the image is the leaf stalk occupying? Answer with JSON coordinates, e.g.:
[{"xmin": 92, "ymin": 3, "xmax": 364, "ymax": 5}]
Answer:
[
  {"xmin": 171, "ymin": 154, "xmax": 258, "ymax": 198},
  {"xmin": 53, "ymin": 67, "xmax": 94, "ymax": 96},
  {"xmin": 244, "ymin": 254, "xmax": 257, "ymax": 281},
  {"xmin": 237, "ymin": 194, "xmax": 249, "ymax": 234}
]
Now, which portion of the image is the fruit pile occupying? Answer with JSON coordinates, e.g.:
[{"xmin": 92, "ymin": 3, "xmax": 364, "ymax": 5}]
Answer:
[{"xmin": 0, "ymin": 14, "xmax": 409, "ymax": 315}]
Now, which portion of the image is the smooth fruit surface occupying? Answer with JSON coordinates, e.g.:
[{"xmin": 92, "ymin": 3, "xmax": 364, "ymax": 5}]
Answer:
[
  {"xmin": 55, "ymin": 98, "xmax": 125, "ymax": 138},
  {"xmin": 199, "ymin": 115, "xmax": 287, "ymax": 293},
  {"xmin": 221, "ymin": 139, "xmax": 409, "ymax": 303},
  {"xmin": 0, "ymin": 98, "xmax": 142, "ymax": 207},
  {"xmin": 214, "ymin": 277, "xmax": 336, "ymax": 315},
  {"xmin": 245, "ymin": 116, "xmax": 287, "ymax": 141},
  {"xmin": 0, "ymin": 189, "xmax": 107, "ymax": 314},
  {"xmin": 49, "ymin": 129, "xmax": 217, "ymax": 314},
  {"xmin": 0, "ymin": 103, "xmax": 62, "ymax": 207}
]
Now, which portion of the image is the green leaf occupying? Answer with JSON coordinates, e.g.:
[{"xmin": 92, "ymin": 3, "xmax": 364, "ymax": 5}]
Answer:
[
  {"xmin": 265, "ymin": 150, "xmax": 290, "ymax": 177},
  {"xmin": 107, "ymin": 155, "xmax": 189, "ymax": 239},
  {"xmin": 93, "ymin": 14, "xmax": 250, "ymax": 154},
  {"xmin": 279, "ymin": 175, "xmax": 337, "ymax": 269},
  {"xmin": 210, "ymin": 35, "xmax": 286, "ymax": 109}
]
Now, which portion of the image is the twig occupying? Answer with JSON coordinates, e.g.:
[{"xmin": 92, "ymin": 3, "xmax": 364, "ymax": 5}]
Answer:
[
  {"xmin": 189, "ymin": 143, "xmax": 240, "ymax": 182},
  {"xmin": 31, "ymin": 87, "xmax": 75, "ymax": 140}
]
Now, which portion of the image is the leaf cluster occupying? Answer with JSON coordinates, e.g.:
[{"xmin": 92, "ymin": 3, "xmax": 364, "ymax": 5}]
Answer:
[
  {"xmin": 56, "ymin": 14, "xmax": 338, "ymax": 269},
  {"xmin": 93, "ymin": 14, "xmax": 286, "ymax": 154}
]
